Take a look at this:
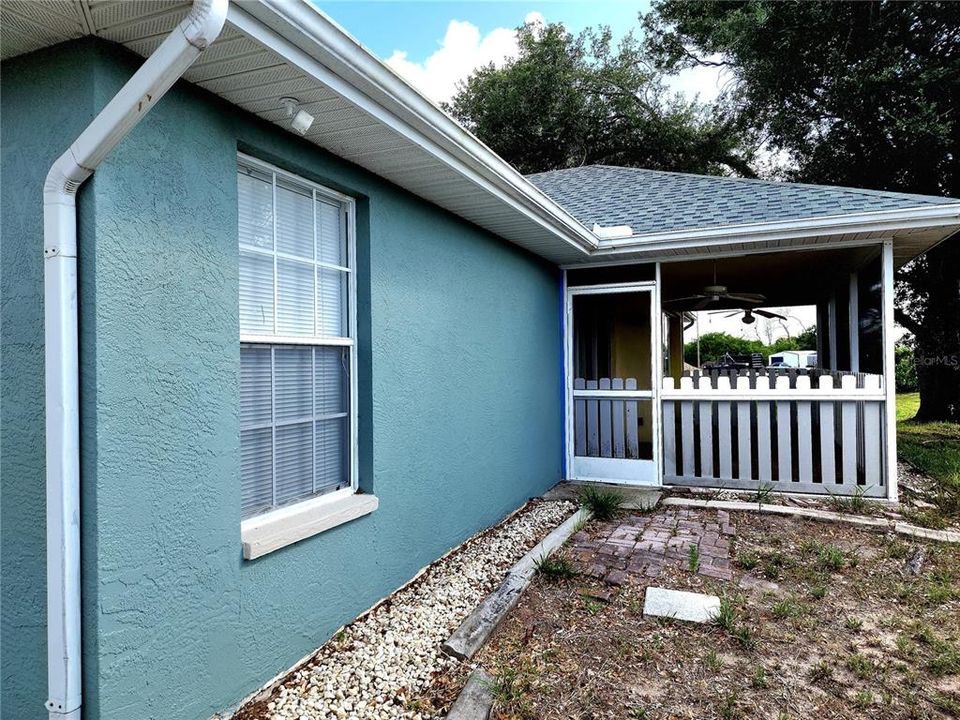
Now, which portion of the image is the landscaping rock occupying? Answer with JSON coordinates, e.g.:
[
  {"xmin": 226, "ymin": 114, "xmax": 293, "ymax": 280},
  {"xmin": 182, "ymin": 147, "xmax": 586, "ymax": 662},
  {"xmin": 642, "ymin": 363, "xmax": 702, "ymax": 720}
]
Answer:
[{"xmin": 239, "ymin": 500, "xmax": 575, "ymax": 720}]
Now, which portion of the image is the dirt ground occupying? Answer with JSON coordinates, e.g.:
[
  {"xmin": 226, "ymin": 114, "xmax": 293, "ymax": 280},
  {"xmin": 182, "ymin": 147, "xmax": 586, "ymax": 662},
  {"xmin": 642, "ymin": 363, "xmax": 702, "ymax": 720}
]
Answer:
[{"xmin": 455, "ymin": 510, "xmax": 960, "ymax": 720}]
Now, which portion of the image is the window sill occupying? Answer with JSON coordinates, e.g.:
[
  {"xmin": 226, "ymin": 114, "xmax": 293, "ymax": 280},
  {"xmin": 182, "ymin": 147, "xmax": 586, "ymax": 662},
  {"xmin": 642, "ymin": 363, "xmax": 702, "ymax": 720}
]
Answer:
[{"xmin": 241, "ymin": 492, "xmax": 378, "ymax": 560}]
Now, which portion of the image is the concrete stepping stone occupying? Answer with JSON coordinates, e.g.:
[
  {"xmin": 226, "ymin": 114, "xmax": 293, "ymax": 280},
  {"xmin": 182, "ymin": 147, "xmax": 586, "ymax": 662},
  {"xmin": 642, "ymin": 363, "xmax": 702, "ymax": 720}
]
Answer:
[{"xmin": 643, "ymin": 587, "xmax": 720, "ymax": 623}]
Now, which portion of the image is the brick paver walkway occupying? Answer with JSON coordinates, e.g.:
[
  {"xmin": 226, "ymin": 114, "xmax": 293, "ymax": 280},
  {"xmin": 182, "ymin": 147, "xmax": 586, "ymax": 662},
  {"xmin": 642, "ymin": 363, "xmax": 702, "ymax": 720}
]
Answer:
[{"xmin": 570, "ymin": 508, "xmax": 736, "ymax": 586}]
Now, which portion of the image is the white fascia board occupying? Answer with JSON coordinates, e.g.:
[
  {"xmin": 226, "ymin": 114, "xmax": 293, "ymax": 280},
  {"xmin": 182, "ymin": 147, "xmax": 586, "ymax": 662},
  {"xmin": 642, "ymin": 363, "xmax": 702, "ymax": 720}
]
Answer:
[
  {"xmin": 228, "ymin": 0, "xmax": 598, "ymax": 255},
  {"xmin": 595, "ymin": 203, "xmax": 960, "ymax": 257}
]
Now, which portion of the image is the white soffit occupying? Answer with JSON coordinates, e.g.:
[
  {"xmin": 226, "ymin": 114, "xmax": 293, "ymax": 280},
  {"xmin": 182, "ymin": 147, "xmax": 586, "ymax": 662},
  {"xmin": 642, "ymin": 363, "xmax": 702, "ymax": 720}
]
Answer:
[{"xmin": 1, "ymin": 0, "xmax": 597, "ymax": 264}]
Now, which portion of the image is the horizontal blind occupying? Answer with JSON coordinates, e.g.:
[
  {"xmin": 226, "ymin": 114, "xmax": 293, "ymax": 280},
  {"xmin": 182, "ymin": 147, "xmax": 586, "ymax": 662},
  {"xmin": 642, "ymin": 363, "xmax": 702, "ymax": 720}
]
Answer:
[{"xmin": 238, "ymin": 158, "xmax": 354, "ymax": 519}]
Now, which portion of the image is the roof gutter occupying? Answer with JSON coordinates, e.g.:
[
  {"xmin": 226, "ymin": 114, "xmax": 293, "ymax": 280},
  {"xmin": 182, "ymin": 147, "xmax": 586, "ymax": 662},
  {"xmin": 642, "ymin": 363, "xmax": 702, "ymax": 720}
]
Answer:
[
  {"xmin": 592, "ymin": 203, "xmax": 960, "ymax": 256},
  {"xmin": 42, "ymin": 1, "xmax": 227, "ymax": 717},
  {"xmin": 231, "ymin": 0, "xmax": 599, "ymax": 255}
]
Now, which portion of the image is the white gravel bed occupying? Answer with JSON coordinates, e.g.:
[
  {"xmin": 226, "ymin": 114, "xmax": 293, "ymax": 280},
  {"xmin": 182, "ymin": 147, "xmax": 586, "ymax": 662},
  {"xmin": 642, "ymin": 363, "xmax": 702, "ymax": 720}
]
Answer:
[{"xmin": 254, "ymin": 499, "xmax": 576, "ymax": 720}]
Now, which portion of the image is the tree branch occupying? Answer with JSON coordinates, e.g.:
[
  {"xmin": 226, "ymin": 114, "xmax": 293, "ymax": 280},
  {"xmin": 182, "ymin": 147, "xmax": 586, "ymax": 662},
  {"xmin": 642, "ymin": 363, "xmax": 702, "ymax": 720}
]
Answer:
[{"xmin": 894, "ymin": 307, "xmax": 922, "ymax": 336}]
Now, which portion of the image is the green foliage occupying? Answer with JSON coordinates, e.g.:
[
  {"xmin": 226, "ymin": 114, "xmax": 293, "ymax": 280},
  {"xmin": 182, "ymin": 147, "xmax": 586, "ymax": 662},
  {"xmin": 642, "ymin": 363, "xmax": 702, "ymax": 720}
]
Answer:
[
  {"xmin": 895, "ymin": 343, "xmax": 918, "ymax": 393},
  {"xmin": 817, "ymin": 545, "xmax": 846, "ymax": 572},
  {"xmin": 683, "ymin": 332, "xmax": 763, "ymax": 365},
  {"xmin": 643, "ymin": 0, "xmax": 960, "ymax": 421},
  {"xmin": 534, "ymin": 554, "xmax": 577, "ymax": 580},
  {"xmin": 688, "ymin": 543, "xmax": 700, "ymax": 572},
  {"xmin": 682, "ymin": 329, "xmax": 816, "ymax": 366},
  {"xmin": 448, "ymin": 22, "xmax": 754, "ymax": 176},
  {"xmin": 578, "ymin": 486, "xmax": 625, "ymax": 521},
  {"xmin": 897, "ymin": 393, "xmax": 960, "ymax": 522}
]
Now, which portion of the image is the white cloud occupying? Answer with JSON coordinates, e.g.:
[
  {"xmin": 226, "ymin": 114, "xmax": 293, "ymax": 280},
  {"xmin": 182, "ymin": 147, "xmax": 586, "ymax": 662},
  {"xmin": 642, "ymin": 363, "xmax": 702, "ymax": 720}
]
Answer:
[
  {"xmin": 662, "ymin": 53, "xmax": 730, "ymax": 104},
  {"xmin": 385, "ymin": 12, "xmax": 545, "ymax": 105}
]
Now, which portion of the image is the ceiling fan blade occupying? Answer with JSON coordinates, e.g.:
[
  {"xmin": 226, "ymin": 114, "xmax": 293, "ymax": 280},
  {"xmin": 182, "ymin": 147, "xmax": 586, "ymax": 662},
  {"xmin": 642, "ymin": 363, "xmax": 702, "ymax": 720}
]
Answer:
[
  {"xmin": 725, "ymin": 292, "xmax": 766, "ymax": 304},
  {"xmin": 755, "ymin": 309, "xmax": 786, "ymax": 320},
  {"xmin": 693, "ymin": 297, "xmax": 715, "ymax": 310},
  {"xmin": 663, "ymin": 294, "xmax": 708, "ymax": 305}
]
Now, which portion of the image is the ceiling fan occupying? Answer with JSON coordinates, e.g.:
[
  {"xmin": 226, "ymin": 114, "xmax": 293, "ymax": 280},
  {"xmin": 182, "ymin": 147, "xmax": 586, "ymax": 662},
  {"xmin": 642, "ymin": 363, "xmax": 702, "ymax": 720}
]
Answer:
[
  {"xmin": 711, "ymin": 308, "xmax": 786, "ymax": 325},
  {"xmin": 663, "ymin": 264, "xmax": 766, "ymax": 310}
]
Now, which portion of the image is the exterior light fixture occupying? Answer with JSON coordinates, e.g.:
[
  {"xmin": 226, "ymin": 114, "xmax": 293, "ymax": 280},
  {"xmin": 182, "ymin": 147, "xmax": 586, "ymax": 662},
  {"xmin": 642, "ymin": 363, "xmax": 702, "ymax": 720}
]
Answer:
[{"xmin": 279, "ymin": 96, "xmax": 315, "ymax": 135}]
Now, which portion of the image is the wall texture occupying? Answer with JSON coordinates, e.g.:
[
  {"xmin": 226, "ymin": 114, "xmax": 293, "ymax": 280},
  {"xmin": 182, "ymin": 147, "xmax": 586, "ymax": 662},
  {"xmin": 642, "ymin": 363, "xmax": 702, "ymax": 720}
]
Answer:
[
  {"xmin": 1, "ymin": 41, "xmax": 100, "ymax": 720},
  {"xmin": 1, "ymin": 39, "xmax": 563, "ymax": 720}
]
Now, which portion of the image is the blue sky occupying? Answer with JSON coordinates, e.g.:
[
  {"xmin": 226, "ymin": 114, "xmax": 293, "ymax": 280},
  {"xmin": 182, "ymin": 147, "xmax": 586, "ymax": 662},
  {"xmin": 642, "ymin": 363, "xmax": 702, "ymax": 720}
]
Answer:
[
  {"xmin": 315, "ymin": 2, "xmax": 649, "ymax": 61},
  {"xmin": 309, "ymin": 3, "xmax": 782, "ymax": 339},
  {"xmin": 312, "ymin": 1, "xmax": 725, "ymax": 106}
]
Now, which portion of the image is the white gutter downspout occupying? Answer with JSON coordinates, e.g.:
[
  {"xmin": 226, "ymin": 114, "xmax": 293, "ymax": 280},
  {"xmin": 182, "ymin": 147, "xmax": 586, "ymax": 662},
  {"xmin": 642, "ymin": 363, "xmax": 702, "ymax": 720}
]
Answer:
[{"xmin": 42, "ymin": 2, "xmax": 227, "ymax": 718}]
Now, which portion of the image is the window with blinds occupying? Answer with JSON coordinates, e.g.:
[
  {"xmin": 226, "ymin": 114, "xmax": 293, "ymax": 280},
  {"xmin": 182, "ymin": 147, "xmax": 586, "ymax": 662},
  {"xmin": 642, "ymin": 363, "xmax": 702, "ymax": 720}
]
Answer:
[{"xmin": 238, "ymin": 157, "xmax": 355, "ymax": 519}]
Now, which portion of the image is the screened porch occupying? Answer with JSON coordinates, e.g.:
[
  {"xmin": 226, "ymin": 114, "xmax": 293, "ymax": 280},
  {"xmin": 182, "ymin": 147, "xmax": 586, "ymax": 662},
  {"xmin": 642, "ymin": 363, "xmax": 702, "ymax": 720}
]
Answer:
[{"xmin": 659, "ymin": 243, "xmax": 897, "ymax": 499}]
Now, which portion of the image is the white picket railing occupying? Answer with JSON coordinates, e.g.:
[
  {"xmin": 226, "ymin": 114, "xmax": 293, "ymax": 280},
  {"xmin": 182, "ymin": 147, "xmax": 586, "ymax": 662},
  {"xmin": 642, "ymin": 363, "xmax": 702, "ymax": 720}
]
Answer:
[
  {"xmin": 661, "ymin": 373, "xmax": 886, "ymax": 497},
  {"xmin": 573, "ymin": 378, "xmax": 649, "ymax": 459}
]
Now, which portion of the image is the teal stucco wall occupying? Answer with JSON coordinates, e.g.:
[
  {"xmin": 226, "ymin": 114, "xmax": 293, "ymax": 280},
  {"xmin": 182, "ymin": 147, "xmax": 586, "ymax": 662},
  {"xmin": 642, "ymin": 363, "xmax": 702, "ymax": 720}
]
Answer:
[{"xmin": 1, "ymin": 39, "xmax": 563, "ymax": 719}]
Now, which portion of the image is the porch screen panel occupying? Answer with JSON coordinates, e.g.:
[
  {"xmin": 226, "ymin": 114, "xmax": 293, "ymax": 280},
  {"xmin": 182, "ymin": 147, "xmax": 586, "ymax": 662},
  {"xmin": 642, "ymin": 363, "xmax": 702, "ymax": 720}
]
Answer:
[
  {"xmin": 572, "ymin": 291, "xmax": 654, "ymax": 461},
  {"xmin": 238, "ymin": 158, "xmax": 354, "ymax": 519}
]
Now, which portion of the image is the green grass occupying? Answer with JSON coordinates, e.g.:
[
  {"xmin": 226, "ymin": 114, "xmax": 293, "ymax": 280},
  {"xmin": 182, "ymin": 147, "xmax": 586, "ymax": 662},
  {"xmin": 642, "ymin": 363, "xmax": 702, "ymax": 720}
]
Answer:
[
  {"xmin": 578, "ymin": 486, "xmax": 625, "ymax": 521},
  {"xmin": 534, "ymin": 554, "xmax": 577, "ymax": 580},
  {"xmin": 896, "ymin": 393, "xmax": 960, "ymax": 523}
]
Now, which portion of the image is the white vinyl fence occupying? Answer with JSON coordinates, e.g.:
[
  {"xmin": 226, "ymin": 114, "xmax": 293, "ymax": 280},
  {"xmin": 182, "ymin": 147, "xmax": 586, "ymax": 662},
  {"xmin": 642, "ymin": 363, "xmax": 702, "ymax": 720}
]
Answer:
[{"xmin": 661, "ymin": 371, "xmax": 886, "ymax": 497}]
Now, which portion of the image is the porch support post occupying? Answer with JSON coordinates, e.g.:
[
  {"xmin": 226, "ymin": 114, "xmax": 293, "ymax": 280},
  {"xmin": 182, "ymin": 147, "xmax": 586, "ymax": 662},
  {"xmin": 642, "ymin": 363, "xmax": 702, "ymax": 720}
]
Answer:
[
  {"xmin": 881, "ymin": 239, "xmax": 898, "ymax": 502},
  {"xmin": 654, "ymin": 262, "xmax": 663, "ymax": 487},
  {"xmin": 828, "ymin": 292, "xmax": 839, "ymax": 371},
  {"xmin": 848, "ymin": 272, "xmax": 860, "ymax": 373}
]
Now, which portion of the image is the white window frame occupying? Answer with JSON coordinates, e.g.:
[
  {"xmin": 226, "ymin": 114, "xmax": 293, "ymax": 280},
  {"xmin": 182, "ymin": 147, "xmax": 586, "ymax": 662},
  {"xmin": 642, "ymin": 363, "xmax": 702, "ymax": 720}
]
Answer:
[{"xmin": 237, "ymin": 153, "xmax": 360, "ymax": 535}]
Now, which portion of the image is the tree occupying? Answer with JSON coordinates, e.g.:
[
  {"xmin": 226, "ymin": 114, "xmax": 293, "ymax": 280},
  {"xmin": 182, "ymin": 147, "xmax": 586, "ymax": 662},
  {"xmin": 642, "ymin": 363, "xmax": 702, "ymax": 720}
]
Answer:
[
  {"xmin": 896, "ymin": 340, "xmax": 919, "ymax": 393},
  {"xmin": 643, "ymin": 0, "xmax": 960, "ymax": 421},
  {"xmin": 684, "ymin": 332, "xmax": 764, "ymax": 365},
  {"xmin": 448, "ymin": 22, "xmax": 756, "ymax": 176}
]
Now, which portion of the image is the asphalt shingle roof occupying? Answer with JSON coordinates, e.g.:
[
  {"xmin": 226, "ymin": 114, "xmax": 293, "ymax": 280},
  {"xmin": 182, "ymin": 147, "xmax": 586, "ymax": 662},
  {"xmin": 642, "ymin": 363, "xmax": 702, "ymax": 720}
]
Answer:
[{"xmin": 527, "ymin": 165, "xmax": 958, "ymax": 236}]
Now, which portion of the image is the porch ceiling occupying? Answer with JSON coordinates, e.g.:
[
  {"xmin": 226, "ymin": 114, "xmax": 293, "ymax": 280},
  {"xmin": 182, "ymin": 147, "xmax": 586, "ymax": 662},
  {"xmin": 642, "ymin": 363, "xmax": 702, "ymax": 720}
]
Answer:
[{"xmin": 660, "ymin": 246, "xmax": 881, "ymax": 309}]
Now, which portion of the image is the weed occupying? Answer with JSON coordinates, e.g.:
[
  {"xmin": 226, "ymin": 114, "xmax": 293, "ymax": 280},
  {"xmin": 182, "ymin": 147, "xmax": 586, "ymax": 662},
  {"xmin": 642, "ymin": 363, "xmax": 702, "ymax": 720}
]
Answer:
[
  {"xmin": 761, "ymin": 551, "xmax": 792, "ymax": 580},
  {"xmin": 809, "ymin": 660, "xmax": 833, "ymax": 682},
  {"xmin": 829, "ymin": 485, "xmax": 875, "ymax": 515},
  {"xmin": 714, "ymin": 594, "xmax": 739, "ymax": 633},
  {"xmin": 733, "ymin": 624, "xmax": 756, "ymax": 649},
  {"xmin": 901, "ymin": 506, "xmax": 949, "ymax": 530},
  {"xmin": 490, "ymin": 662, "xmax": 536, "ymax": 716},
  {"xmin": 534, "ymin": 554, "xmax": 577, "ymax": 580},
  {"xmin": 718, "ymin": 691, "xmax": 739, "ymax": 720},
  {"xmin": 854, "ymin": 689, "xmax": 873, "ymax": 709},
  {"xmin": 844, "ymin": 616, "xmax": 864, "ymax": 632},
  {"xmin": 578, "ymin": 486, "xmax": 624, "ymax": 521},
  {"xmin": 628, "ymin": 707, "xmax": 649, "ymax": 720},
  {"xmin": 737, "ymin": 551, "xmax": 760, "ymax": 570},
  {"xmin": 911, "ymin": 621, "xmax": 937, "ymax": 645},
  {"xmin": 817, "ymin": 545, "xmax": 845, "ymax": 571},
  {"xmin": 928, "ymin": 639, "xmax": 960, "ymax": 675},
  {"xmin": 704, "ymin": 649, "xmax": 722, "ymax": 671},
  {"xmin": 923, "ymin": 572, "xmax": 955, "ymax": 605},
  {"xmin": 582, "ymin": 598, "xmax": 604, "ymax": 615},
  {"xmin": 894, "ymin": 634, "xmax": 916, "ymax": 658},
  {"xmin": 883, "ymin": 538, "xmax": 911, "ymax": 560},
  {"xmin": 810, "ymin": 582, "xmax": 828, "ymax": 600},
  {"xmin": 751, "ymin": 664, "xmax": 769, "ymax": 689},
  {"xmin": 771, "ymin": 598, "xmax": 801, "ymax": 620},
  {"xmin": 932, "ymin": 692, "xmax": 960, "ymax": 715},
  {"xmin": 688, "ymin": 544, "xmax": 701, "ymax": 572},
  {"xmin": 847, "ymin": 652, "xmax": 877, "ymax": 679},
  {"xmin": 753, "ymin": 482, "xmax": 775, "ymax": 506}
]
